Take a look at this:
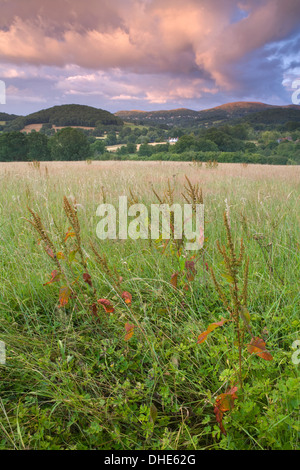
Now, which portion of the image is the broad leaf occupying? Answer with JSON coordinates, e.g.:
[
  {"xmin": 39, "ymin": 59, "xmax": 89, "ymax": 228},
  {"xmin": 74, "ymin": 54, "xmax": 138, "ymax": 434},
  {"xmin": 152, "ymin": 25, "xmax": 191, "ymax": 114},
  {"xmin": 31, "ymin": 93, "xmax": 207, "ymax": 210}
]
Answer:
[
  {"xmin": 240, "ymin": 306, "xmax": 250, "ymax": 326},
  {"xmin": 83, "ymin": 272, "xmax": 92, "ymax": 287},
  {"xmin": 45, "ymin": 245, "xmax": 55, "ymax": 259},
  {"xmin": 68, "ymin": 249, "xmax": 78, "ymax": 263},
  {"xmin": 90, "ymin": 303, "xmax": 98, "ymax": 318},
  {"xmin": 59, "ymin": 286, "xmax": 72, "ymax": 308},
  {"xmin": 247, "ymin": 337, "xmax": 273, "ymax": 361},
  {"xmin": 98, "ymin": 299, "xmax": 115, "ymax": 313},
  {"xmin": 124, "ymin": 322, "xmax": 135, "ymax": 341},
  {"xmin": 149, "ymin": 404, "xmax": 158, "ymax": 423},
  {"xmin": 185, "ymin": 260, "xmax": 197, "ymax": 281},
  {"xmin": 221, "ymin": 273, "xmax": 235, "ymax": 284},
  {"xmin": 214, "ymin": 386, "xmax": 238, "ymax": 436},
  {"xmin": 122, "ymin": 291, "xmax": 132, "ymax": 305},
  {"xmin": 44, "ymin": 270, "xmax": 61, "ymax": 286},
  {"xmin": 171, "ymin": 272, "xmax": 179, "ymax": 289},
  {"xmin": 197, "ymin": 318, "xmax": 228, "ymax": 344}
]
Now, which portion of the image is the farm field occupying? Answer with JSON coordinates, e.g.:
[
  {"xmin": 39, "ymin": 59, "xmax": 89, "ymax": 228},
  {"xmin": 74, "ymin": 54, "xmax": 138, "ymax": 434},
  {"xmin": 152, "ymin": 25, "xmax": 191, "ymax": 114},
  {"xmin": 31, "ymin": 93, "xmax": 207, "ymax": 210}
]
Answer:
[
  {"xmin": 20, "ymin": 124, "xmax": 97, "ymax": 133},
  {"xmin": 0, "ymin": 161, "xmax": 299, "ymax": 450},
  {"xmin": 106, "ymin": 141, "xmax": 172, "ymax": 152}
]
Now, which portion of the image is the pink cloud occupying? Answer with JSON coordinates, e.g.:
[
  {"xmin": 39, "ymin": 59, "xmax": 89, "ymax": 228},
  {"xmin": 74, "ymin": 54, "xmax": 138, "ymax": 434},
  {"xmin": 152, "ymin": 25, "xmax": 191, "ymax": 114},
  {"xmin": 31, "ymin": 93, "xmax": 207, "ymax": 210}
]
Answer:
[
  {"xmin": 0, "ymin": 0, "xmax": 299, "ymax": 84},
  {"xmin": 0, "ymin": 0, "xmax": 299, "ymax": 111}
]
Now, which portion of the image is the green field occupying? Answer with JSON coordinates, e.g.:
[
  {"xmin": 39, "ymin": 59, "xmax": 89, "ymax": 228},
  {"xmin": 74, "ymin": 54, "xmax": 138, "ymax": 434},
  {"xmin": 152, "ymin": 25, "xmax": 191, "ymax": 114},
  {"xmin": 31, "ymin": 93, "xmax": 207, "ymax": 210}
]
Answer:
[{"xmin": 0, "ymin": 161, "xmax": 299, "ymax": 450}]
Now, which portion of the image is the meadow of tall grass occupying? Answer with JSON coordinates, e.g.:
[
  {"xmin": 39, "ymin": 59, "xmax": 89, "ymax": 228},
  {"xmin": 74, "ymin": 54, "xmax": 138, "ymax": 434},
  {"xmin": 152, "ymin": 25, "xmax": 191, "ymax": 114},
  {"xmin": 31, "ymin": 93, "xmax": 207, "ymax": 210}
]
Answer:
[{"xmin": 0, "ymin": 161, "xmax": 299, "ymax": 450}]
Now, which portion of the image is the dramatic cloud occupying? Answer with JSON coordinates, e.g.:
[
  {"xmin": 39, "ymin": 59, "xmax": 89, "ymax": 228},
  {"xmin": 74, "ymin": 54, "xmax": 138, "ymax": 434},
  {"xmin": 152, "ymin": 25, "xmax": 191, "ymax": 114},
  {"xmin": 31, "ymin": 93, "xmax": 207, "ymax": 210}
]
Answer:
[{"xmin": 0, "ymin": 0, "xmax": 299, "ymax": 113}]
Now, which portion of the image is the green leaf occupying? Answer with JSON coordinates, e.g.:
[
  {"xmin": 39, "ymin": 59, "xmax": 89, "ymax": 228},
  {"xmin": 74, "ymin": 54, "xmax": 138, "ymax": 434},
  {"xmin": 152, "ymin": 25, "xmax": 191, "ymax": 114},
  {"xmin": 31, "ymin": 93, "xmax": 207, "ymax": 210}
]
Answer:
[
  {"xmin": 221, "ymin": 273, "xmax": 235, "ymax": 284},
  {"xmin": 149, "ymin": 404, "xmax": 158, "ymax": 423},
  {"xmin": 240, "ymin": 306, "xmax": 251, "ymax": 326},
  {"xmin": 68, "ymin": 249, "xmax": 78, "ymax": 263}
]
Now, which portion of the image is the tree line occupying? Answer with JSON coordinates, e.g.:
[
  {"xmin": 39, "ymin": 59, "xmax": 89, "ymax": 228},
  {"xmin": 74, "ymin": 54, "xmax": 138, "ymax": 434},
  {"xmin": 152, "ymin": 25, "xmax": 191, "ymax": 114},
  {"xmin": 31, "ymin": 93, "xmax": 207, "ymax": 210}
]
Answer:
[{"xmin": 0, "ymin": 128, "xmax": 91, "ymax": 161}]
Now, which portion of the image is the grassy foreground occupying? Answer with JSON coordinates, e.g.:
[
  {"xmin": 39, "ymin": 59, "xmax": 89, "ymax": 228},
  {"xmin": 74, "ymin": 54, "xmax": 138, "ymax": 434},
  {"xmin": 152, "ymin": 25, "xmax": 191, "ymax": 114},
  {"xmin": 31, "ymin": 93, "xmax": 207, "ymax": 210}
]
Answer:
[{"xmin": 0, "ymin": 161, "xmax": 299, "ymax": 450}]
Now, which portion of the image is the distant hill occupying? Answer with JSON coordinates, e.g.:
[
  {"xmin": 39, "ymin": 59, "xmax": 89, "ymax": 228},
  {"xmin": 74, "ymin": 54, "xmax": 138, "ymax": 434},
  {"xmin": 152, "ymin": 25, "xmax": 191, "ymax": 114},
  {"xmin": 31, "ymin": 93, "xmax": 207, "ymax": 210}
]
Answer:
[
  {"xmin": 115, "ymin": 102, "xmax": 300, "ymax": 127},
  {"xmin": 197, "ymin": 102, "xmax": 274, "ymax": 123},
  {"xmin": 2, "ymin": 102, "xmax": 300, "ymax": 133},
  {"xmin": 237, "ymin": 107, "xmax": 300, "ymax": 126},
  {"xmin": 4, "ymin": 104, "xmax": 123, "ymax": 131},
  {"xmin": 25, "ymin": 104, "xmax": 123, "ymax": 126},
  {"xmin": 115, "ymin": 108, "xmax": 199, "ymax": 126}
]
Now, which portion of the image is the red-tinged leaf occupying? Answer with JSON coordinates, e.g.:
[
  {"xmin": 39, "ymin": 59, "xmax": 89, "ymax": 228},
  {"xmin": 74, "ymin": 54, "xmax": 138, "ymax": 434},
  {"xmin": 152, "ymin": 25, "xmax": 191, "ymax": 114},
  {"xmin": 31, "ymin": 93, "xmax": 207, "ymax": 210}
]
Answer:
[
  {"xmin": 56, "ymin": 251, "xmax": 65, "ymax": 260},
  {"xmin": 214, "ymin": 405, "xmax": 226, "ymax": 436},
  {"xmin": 214, "ymin": 386, "xmax": 238, "ymax": 436},
  {"xmin": 64, "ymin": 229, "xmax": 76, "ymax": 243},
  {"xmin": 45, "ymin": 245, "xmax": 55, "ymax": 259},
  {"xmin": 171, "ymin": 272, "xmax": 179, "ymax": 289},
  {"xmin": 59, "ymin": 286, "xmax": 72, "ymax": 308},
  {"xmin": 185, "ymin": 260, "xmax": 197, "ymax": 281},
  {"xmin": 124, "ymin": 322, "xmax": 135, "ymax": 341},
  {"xmin": 83, "ymin": 272, "xmax": 92, "ymax": 287},
  {"xmin": 43, "ymin": 270, "xmax": 61, "ymax": 286},
  {"xmin": 98, "ymin": 299, "xmax": 115, "ymax": 313},
  {"xmin": 90, "ymin": 303, "xmax": 99, "ymax": 318},
  {"xmin": 122, "ymin": 291, "xmax": 132, "ymax": 304},
  {"xmin": 247, "ymin": 337, "xmax": 273, "ymax": 361},
  {"xmin": 216, "ymin": 387, "xmax": 238, "ymax": 412},
  {"xmin": 197, "ymin": 318, "xmax": 228, "ymax": 344},
  {"xmin": 197, "ymin": 331, "xmax": 209, "ymax": 344}
]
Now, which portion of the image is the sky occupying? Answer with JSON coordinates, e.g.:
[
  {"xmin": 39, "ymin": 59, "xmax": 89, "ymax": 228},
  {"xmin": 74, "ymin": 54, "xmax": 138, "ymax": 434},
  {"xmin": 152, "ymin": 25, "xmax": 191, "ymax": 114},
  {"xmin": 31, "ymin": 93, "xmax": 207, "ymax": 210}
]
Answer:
[{"xmin": 0, "ymin": 0, "xmax": 299, "ymax": 116}]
